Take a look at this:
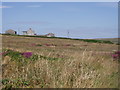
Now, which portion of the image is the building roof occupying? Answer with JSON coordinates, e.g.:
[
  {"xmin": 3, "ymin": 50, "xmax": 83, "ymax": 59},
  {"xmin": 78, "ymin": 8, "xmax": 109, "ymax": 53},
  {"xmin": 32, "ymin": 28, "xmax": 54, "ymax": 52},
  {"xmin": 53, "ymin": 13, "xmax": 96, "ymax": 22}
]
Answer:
[
  {"xmin": 6, "ymin": 29, "xmax": 15, "ymax": 32},
  {"xmin": 5, "ymin": 29, "xmax": 17, "ymax": 34},
  {"xmin": 46, "ymin": 33, "xmax": 55, "ymax": 35}
]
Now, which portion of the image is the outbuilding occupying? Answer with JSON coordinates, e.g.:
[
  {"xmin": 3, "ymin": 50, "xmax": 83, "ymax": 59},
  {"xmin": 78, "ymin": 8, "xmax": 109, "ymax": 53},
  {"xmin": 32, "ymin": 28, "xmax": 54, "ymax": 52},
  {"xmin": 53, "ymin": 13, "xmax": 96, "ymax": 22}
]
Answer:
[{"xmin": 5, "ymin": 29, "xmax": 17, "ymax": 35}]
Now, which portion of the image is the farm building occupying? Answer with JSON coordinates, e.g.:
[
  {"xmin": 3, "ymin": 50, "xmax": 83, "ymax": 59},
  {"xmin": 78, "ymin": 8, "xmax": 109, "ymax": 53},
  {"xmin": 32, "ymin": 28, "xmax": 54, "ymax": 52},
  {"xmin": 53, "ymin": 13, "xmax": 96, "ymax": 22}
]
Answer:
[
  {"xmin": 45, "ymin": 33, "xmax": 55, "ymax": 37},
  {"xmin": 22, "ymin": 28, "xmax": 35, "ymax": 35},
  {"xmin": 5, "ymin": 29, "xmax": 17, "ymax": 35},
  {"xmin": 22, "ymin": 31, "xmax": 27, "ymax": 35}
]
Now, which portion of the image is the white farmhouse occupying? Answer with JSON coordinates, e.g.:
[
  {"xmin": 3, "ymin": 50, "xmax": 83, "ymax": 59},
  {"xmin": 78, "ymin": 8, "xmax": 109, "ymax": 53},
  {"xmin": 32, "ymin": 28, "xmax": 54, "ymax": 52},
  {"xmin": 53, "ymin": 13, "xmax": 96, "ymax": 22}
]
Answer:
[{"xmin": 22, "ymin": 28, "xmax": 35, "ymax": 35}]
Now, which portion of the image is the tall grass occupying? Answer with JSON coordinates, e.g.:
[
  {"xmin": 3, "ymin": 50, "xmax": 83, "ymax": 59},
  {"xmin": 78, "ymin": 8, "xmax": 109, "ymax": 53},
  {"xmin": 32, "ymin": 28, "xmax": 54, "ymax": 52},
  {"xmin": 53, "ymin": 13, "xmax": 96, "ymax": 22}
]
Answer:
[{"xmin": 1, "ymin": 35, "xmax": 119, "ymax": 88}]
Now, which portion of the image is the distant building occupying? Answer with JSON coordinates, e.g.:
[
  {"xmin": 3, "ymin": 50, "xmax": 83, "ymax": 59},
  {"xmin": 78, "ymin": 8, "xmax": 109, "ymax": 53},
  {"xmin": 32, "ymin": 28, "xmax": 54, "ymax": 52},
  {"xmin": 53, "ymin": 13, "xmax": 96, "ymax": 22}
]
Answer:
[
  {"xmin": 5, "ymin": 29, "xmax": 17, "ymax": 35},
  {"xmin": 22, "ymin": 31, "xmax": 27, "ymax": 35},
  {"xmin": 45, "ymin": 33, "xmax": 55, "ymax": 37},
  {"xmin": 22, "ymin": 28, "xmax": 35, "ymax": 35}
]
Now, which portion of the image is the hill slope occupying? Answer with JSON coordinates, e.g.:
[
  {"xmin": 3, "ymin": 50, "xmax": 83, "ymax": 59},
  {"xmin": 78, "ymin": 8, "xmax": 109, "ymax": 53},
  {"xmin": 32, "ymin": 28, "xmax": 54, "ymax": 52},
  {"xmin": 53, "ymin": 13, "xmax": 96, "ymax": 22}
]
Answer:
[
  {"xmin": 95, "ymin": 38, "xmax": 120, "ymax": 44},
  {"xmin": 1, "ymin": 35, "xmax": 119, "ymax": 88}
]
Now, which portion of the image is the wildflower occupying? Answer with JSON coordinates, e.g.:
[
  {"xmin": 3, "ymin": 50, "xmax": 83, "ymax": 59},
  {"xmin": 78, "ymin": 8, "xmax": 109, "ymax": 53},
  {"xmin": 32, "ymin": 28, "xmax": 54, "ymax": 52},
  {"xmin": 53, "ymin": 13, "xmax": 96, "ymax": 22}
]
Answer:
[
  {"xmin": 0, "ymin": 52, "xmax": 8, "ymax": 56},
  {"xmin": 21, "ymin": 52, "xmax": 33, "ymax": 58},
  {"xmin": 112, "ymin": 54, "xmax": 119, "ymax": 59}
]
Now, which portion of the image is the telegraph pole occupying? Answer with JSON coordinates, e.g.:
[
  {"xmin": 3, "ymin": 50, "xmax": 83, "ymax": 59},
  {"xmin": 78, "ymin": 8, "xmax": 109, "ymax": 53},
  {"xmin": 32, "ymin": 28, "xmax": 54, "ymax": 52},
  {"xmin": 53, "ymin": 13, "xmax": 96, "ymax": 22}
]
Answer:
[{"xmin": 67, "ymin": 30, "xmax": 69, "ymax": 38}]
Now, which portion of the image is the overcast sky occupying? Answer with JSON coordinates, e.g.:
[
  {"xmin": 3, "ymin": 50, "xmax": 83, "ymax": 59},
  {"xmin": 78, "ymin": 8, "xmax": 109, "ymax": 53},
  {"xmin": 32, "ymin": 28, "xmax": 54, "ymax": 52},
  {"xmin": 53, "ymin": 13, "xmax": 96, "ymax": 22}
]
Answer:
[{"xmin": 1, "ymin": 2, "xmax": 118, "ymax": 39}]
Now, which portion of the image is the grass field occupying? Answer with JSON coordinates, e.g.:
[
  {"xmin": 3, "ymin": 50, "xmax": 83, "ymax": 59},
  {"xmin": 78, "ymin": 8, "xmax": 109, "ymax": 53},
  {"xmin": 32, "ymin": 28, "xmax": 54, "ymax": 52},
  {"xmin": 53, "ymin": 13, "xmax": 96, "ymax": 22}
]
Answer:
[
  {"xmin": 95, "ymin": 38, "xmax": 120, "ymax": 44},
  {"xmin": 1, "ymin": 35, "xmax": 119, "ymax": 88}
]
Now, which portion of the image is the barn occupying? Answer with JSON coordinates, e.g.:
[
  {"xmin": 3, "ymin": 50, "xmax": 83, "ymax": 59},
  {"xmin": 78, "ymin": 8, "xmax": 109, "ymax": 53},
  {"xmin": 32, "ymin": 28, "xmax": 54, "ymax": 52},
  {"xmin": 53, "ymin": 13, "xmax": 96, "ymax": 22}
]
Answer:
[
  {"xmin": 45, "ymin": 33, "xmax": 55, "ymax": 37},
  {"xmin": 5, "ymin": 29, "xmax": 17, "ymax": 35}
]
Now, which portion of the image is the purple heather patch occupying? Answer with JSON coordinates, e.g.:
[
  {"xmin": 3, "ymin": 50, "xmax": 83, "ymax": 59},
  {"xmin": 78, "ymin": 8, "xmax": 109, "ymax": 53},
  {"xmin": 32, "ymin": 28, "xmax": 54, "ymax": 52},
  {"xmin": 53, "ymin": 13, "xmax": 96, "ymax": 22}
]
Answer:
[
  {"xmin": 112, "ymin": 51, "xmax": 120, "ymax": 60},
  {"xmin": 112, "ymin": 54, "xmax": 119, "ymax": 59},
  {"xmin": 21, "ymin": 52, "xmax": 33, "ymax": 58},
  {"xmin": 115, "ymin": 51, "xmax": 120, "ymax": 55}
]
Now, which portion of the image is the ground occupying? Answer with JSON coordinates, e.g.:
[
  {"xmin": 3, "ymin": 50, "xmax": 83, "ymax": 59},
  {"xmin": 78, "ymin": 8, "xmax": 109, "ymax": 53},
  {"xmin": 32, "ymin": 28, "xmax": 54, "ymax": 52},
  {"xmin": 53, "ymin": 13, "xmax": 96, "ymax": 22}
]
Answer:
[{"xmin": 1, "ymin": 35, "xmax": 119, "ymax": 88}]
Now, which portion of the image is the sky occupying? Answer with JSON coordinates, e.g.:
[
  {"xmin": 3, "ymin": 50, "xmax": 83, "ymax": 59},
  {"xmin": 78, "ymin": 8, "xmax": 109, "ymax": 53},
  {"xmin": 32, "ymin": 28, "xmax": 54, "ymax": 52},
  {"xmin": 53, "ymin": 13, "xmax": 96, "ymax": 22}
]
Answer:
[{"xmin": 1, "ymin": 2, "xmax": 118, "ymax": 39}]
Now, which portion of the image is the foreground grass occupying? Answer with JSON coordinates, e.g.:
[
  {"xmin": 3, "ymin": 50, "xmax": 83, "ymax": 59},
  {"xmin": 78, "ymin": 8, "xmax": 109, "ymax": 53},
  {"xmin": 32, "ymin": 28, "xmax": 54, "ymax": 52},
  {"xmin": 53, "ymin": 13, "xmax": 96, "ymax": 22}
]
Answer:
[{"xmin": 1, "ymin": 35, "xmax": 119, "ymax": 88}]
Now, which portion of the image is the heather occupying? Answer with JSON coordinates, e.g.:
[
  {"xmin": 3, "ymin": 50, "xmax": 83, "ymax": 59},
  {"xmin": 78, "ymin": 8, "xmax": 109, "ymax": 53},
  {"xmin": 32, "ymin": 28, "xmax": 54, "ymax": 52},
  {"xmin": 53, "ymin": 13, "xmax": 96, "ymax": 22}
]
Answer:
[{"xmin": 112, "ymin": 51, "xmax": 120, "ymax": 62}]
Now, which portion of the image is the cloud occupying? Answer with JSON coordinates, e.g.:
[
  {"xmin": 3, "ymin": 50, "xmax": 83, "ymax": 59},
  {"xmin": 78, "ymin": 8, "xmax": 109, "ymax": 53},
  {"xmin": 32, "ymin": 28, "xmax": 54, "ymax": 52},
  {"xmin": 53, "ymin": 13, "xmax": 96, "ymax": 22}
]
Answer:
[
  {"xmin": 0, "ymin": 5, "xmax": 12, "ymax": 8},
  {"xmin": 27, "ymin": 5, "xmax": 42, "ymax": 8}
]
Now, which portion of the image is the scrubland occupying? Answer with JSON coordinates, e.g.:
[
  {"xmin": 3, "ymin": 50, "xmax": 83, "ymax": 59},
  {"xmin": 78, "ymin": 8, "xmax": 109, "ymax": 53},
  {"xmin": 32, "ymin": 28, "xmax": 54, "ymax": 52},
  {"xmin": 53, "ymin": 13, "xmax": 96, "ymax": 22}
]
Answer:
[{"xmin": 1, "ymin": 35, "xmax": 119, "ymax": 88}]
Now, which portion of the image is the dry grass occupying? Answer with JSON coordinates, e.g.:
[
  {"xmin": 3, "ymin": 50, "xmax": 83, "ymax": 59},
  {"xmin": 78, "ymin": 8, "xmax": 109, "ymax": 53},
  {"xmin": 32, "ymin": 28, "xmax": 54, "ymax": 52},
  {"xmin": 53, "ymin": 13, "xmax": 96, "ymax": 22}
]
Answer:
[{"xmin": 1, "ymin": 35, "xmax": 119, "ymax": 88}]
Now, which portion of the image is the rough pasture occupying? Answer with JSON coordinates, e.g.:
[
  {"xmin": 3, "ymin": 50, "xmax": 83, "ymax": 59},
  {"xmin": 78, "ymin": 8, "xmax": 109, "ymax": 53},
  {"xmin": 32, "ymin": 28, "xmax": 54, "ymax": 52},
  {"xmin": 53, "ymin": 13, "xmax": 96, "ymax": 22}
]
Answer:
[{"xmin": 1, "ymin": 35, "xmax": 119, "ymax": 88}]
